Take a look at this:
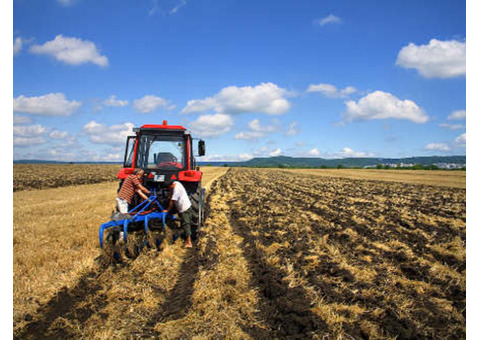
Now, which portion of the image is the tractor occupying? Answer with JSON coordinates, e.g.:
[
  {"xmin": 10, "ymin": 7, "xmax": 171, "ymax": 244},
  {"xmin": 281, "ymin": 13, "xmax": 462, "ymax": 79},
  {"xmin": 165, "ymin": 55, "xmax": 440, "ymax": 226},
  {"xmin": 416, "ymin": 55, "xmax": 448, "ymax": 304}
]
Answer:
[{"xmin": 99, "ymin": 120, "xmax": 206, "ymax": 260}]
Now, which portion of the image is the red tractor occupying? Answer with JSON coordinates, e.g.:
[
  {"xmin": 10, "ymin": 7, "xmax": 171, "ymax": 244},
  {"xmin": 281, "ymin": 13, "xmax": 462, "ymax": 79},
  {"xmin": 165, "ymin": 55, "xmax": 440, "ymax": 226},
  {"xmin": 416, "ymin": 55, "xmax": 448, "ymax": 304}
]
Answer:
[{"xmin": 117, "ymin": 120, "xmax": 206, "ymax": 237}]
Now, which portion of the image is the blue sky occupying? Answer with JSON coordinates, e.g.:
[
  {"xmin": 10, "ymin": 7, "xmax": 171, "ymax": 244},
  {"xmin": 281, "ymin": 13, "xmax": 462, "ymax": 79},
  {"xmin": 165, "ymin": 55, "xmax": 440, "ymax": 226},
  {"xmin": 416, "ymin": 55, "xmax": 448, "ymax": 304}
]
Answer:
[{"xmin": 12, "ymin": 0, "xmax": 466, "ymax": 162}]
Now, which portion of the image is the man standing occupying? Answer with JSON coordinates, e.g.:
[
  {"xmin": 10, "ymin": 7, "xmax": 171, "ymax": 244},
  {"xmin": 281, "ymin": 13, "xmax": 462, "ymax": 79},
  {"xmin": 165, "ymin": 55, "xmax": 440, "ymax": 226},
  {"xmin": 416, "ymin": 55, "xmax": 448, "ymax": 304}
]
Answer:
[
  {"xmin": 163, "ymin": 179, "xmax": 193, "ymax": 248},
  {"xmin": 117, "ymin": 169, "xmax": 150, "ymax": 214}
]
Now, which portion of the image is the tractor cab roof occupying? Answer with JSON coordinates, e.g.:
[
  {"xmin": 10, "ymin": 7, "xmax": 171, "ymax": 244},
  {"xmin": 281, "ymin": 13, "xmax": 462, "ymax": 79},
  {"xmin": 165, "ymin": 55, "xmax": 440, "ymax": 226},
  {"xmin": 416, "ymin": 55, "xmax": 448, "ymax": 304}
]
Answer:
[
  {"xmin": 140, "ymin": 124, "xmax": 186, "ymax": 130},
  {"xmin": 133, "ymin": 121, "xmax": 188, "ymax": 135}
]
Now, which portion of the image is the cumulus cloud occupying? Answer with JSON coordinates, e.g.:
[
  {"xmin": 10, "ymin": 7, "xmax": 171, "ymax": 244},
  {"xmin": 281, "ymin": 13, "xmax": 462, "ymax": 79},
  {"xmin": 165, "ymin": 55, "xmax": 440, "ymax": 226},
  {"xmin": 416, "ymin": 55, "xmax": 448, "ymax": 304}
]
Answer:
[
  {"xmin": 170, "ymin": 0, "xmax": 186, "ymax": 14},
  {"xmin": 83, "ymin": 121, "xmax": 135, "ymax": 146},
  {"xmin": 57, "ymin": 0, "xmax": 78, "ymax": 6},
  {"xmin": 307, "ymin": 83, "xmax": 356, "ymax": 98},
  {"xmin": 308, "ymin": 148, "xmax": 320, "ymax": 156},
  {"xmin": 439, "ymin": 123, "xmax": 464, "ymax": 130},
  {"xmin": 14, "ymin": 137, "xmax": 47, "ymax": 147},
  {"xmin": 285, "ymin": 121, "xmax": 300, "ymax": 136},
  {"xmin": 13, "ymin": 123, "xmax": 49, "ymax": 147},
  {"xmin": 425, "ymin": 143, "xmax": 451, "ymax": 152},
  {"xmin": 13, "ymin": 93, "xmax": 82, "ymax": 116},
  {"xmin": 239, "ymin": 153, "xmax": 253, "ymax": 161},
  {"xmin": 133, "ymin": 95, "xmax": 174, "ymax": 113},
  {"xmin": 269, "ymin": 148, "xmax": 282, "ymax": 157},
  {"xmin": 188, "ymin": 113, "xmax": 234, "ymax": 138},
  {"xmin": 234, "ymin": 131, "xmax": 265, "ymax": 140},
  {"xmin": 343, "ymin": 91, "xmax": 428, "ymax": 123},
  {"xmin": 104, "ymin": 95, "xmax": 128, "ymax": 107},
  {"xmin": 182, "ymin": 83, "xmax": 291, "ymax": 115},
  {"xmin": 234, "ymin": 118, "xmax": 281, "ymax": 140},
  {"xmin": 396, "ymin": 39, "xmax": 466, "ymax": 78},
  {"xmin": 101, "ymin": 153, "xmax": 123, "ymax": 162},
  {"xmin": 336, "ymin": 147, "xmax": 375, "ymax": 158},
  {"xmin": 49, "ymin": 130, "xmax": 69, "ymax": 139},
  {"xmin": 13, "ymin": 115, "xmax": 32, "ymax": 125},
  {"xmin": 448, "ymin": 110, "xmax": 466, "ymax": 120},
  {"xmin": 13, "ymin": 124, "xmax": 48, "ymax": 137},
  {"xmin": 30, "ymin": 35, "xmax": 108, "ymax": 67},
  {"xmin": 13, "ymin": 37, "xmax": 23, "ymax": 56},
  {"xmin": 313, "ymin": 14, "xmax": 342, "ymax": 26},
  {"xmin": 455, "ymin": 133, "xmax": 466, "ymax": 146}
]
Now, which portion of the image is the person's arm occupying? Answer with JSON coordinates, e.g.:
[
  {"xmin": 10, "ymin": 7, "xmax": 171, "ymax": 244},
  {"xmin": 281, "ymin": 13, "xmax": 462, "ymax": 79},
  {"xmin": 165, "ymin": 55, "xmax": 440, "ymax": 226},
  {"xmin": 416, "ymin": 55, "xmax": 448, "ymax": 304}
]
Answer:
[
  {"xmin": 133, "ymin": 176, "xmax": 150, "ymax": 196},
  {"xmin": 136, "ymin": 189, "xmax": 148, "ymax": 200},
  {"xmin": 138, "ymin": 183, "xmax": 150, "ymax": 195},
  {"xmin": 163, "ymin": 199, "xmax": 175, "ymax": 213}
]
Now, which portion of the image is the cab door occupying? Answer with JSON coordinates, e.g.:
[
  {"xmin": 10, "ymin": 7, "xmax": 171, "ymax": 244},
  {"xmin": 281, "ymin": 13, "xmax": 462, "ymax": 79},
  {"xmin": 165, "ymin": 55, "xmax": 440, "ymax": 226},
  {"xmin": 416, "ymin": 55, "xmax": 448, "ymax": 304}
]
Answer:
[{"xmin": 123, "ymin": 136, "xmax": 136, "ymax": 168}]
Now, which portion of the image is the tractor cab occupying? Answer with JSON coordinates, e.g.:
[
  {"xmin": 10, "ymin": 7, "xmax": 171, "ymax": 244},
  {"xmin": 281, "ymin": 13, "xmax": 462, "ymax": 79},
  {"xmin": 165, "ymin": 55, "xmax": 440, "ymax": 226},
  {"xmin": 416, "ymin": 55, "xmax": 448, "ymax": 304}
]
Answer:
[{"xmin": 118, "ymin": 121, "xmax": 205, "ymax": 194}]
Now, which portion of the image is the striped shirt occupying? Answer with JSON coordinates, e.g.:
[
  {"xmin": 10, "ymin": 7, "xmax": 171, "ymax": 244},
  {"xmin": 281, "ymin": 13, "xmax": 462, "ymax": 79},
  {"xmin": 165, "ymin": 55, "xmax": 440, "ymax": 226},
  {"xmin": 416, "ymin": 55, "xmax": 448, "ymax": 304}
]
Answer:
[{"xmin": 118, "ymin": 175, "xmax": 142, "ymax": 203}]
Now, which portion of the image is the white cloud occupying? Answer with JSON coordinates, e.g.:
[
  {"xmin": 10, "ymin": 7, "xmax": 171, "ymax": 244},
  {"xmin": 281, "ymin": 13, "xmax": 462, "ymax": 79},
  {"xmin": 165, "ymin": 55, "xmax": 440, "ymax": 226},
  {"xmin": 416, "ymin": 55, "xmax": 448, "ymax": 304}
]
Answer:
[
  {"xmin": 13, "ymin": 115, "xmax": 32, "ymax": 124},
  {"xmin": 13, "ymin": 124, "xmax": 49, "ymax": 147},
  {"xmin": 234, "ymin": 131, "xmax": 265, "ymax": 140},
  {"xmin": 104, "ymin": 95, "xmax": 128, "ymax": 107},
  {"xmin": 234, "ymin": 118, "xmax": 281, "ymax": 140},
  {"xmin": 343, "ymin": 91, "xmax": 428, "ymax": 123},
  {"xmin": 13, "ymin": 93, "xmax": 82, "ymax": 116},
  {"xmin": 101, "ymin": 153, "xmax": 123, "ymax": 162},
  {"xmin": 13, "ymin": 137, "xmax": 46, "ymax": 147},
  {"xmin": 248, "ymin": 118, "xmax": 279, "ymax": 132},
  {"xmin": 308, "ymin": 148, "xmax": 320, "ymax": 156},
  {"xmin": 188, "ymin": 113, "xmax": 234, "ymax": 138},
  {"xmin": 170, "ymin": 0, "xmax": 186, "ymax": 14},
  {"xmin": 13, "ymin": 124, "xmax": 48, "ymax": 137},
  {"xmin": 314, "ymin": 14, "xmax": 342, "ymax": 26},
  {"xmin": 57, "ymin": 0, "xmax": 78, "ymax": 6},
  {"xmin": 425, "ymin": 143, "xmax": 451, "ymax": 152},
  {"xmin": 182, "ymin": 83, "xmax": 291, "ymax": 115},
  {"xmin": 200, "ymin": 153, "xmax": 248, "ymax": 162},
  {"xmin": 49, "ymin": 130, "xmax": 69, "ymax": 139},
  {"xmin": 337, "ymin": 147, "xmax": 375, "ymax": 158},
  {"xmin": 30, "ymin": 35, "xmax": 108, "ymax": 67},
  {"xmin": 455, "ymin": 133, "xmax": 466, "ymax": 146},
  {"xmin": 307, "ymin": 83, "xmax": 356, "ymax": 98},
  {"xmin": 239, "ymin": 153, "xmax": 253, "ymax": 161},
  {"xmin": 396, "ymin": 39, "xmax": 466, "ymax": 78},
  {"xmin": 439, "ymin": 123, "xmax": 464, "ymax": 130},
  {"xmin": 13, "ymin": 37, "xmax": 22, "ymax": 56},
  {"xmin": 133, "ymin": 95, "xmax": 174, "ymax": 113},
  {"xmin": 269, "ymin": 148, "xmax": 282, "ymax": 157},
  {"xmin": 447, "ymin": 110, "xmax": 466, "ymax": 120},
  {"xmin": 285, "ymin": 121, "xmax": 300, "ymax": 136},
  {"xmin": 83, "ymin": 121, "xmax": 135, "ymax": 146}
]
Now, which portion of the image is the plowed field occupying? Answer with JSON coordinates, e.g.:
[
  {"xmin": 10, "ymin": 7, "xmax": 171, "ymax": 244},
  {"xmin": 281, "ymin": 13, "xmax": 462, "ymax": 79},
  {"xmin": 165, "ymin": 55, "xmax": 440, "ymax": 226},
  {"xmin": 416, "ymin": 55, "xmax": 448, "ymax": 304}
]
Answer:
[
  {"xmin": 13, "ymin": 164, "xmax": 120, "ymax": 192},
  {"xmin": 13, "ymin": 167, "xmax": 465, "ymax": 339}
]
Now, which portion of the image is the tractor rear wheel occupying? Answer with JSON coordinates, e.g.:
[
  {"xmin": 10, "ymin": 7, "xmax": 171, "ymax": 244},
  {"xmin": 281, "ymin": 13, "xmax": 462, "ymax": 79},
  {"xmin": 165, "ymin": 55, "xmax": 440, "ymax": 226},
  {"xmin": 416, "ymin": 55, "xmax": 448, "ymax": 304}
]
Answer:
[{"xmin": 189, "ymin": 186, "xmax": 206, "ymax": 240}]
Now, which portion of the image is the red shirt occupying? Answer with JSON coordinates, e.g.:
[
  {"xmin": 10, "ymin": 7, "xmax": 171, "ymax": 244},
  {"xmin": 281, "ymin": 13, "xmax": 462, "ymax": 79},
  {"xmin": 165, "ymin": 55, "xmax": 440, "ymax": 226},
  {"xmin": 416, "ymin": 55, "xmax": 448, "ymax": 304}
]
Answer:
[{"xmin": 118, "ymin": 175, "xmax": 142, "ymax": 203}]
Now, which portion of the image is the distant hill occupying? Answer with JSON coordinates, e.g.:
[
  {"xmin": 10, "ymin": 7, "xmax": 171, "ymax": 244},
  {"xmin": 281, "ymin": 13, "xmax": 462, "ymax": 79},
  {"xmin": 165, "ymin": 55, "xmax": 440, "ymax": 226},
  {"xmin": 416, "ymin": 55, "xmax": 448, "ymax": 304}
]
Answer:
[
  {"xmin": 15, "ymin": 155, "xmax": 466, "ymax": 168},
  {"xmin": 199, "ymin": 155, "xmax": 466, "ymax": 168}
]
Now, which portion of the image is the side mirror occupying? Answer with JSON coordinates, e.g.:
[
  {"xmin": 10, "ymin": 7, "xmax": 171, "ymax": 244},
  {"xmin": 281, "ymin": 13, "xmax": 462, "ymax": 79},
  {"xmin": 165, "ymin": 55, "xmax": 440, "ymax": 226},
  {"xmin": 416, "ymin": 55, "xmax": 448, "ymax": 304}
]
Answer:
[{"xmin": 198, "ymin": 140, "xmax": 206, "ymax": 156}]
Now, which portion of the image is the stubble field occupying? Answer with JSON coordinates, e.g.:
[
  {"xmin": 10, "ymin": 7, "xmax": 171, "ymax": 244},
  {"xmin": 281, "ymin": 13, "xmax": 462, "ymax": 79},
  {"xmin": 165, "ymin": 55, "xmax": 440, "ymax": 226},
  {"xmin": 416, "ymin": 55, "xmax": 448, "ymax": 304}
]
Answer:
[{"xmin": 13, "ymin": 166, "xmax": 466, "ymax": 339}]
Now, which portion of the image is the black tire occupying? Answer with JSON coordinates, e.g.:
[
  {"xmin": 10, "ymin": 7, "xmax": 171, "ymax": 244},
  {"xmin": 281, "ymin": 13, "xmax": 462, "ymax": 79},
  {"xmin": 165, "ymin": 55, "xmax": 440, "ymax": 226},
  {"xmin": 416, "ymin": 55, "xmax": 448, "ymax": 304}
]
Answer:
[{"xmin": 189, "ymin": 186, "xmax": 205, "ymax": 240}]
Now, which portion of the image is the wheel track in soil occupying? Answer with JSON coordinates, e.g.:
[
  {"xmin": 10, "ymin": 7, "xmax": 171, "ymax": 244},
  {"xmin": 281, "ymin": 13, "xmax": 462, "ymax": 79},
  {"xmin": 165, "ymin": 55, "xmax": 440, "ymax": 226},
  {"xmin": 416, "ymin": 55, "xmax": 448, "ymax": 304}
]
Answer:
[
  {"xmin": 140, "ymin": 187, "xmax": 221, "ymax": 338},
  {"xmin": 14, "ymin": 268, "xmax": 107, "ymax": 340},
  {"xmin": 210, "ymin": 171, "xmax": 328, "ymax": 338}
]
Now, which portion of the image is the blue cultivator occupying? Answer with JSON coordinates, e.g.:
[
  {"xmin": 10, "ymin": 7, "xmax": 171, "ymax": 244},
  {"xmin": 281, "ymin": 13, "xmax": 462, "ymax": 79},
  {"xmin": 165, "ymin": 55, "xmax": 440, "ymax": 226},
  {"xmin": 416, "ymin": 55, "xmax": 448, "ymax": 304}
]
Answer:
[{"xmin": 99, "ymin": 191, "xmax": 176, "ymax": 260}]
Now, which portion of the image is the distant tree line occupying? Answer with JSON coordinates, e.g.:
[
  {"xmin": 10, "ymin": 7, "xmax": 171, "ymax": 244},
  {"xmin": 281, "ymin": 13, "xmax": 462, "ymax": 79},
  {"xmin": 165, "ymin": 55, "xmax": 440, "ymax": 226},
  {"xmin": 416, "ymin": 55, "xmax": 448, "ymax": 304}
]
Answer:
[{"xmin": 203, "ymin": 163, "xmax": 466, "ymax": 170}]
